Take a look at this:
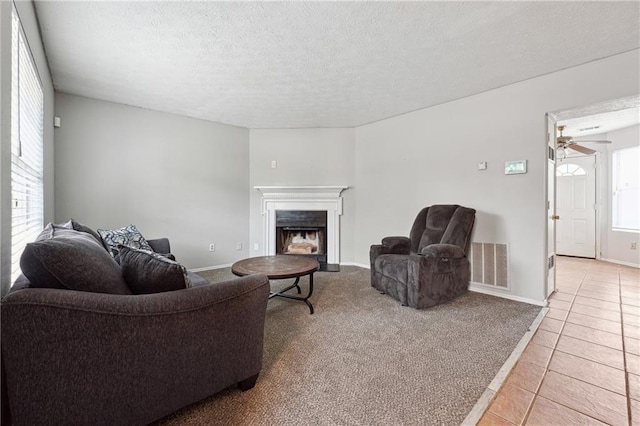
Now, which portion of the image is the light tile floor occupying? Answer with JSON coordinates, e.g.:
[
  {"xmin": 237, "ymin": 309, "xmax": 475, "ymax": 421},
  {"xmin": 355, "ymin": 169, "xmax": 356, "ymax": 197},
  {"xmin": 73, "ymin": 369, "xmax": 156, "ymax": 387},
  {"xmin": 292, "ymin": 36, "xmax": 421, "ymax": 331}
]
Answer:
[{"xmin": 477, "ymin": 256, "xmax": 640, "ymax": 426}]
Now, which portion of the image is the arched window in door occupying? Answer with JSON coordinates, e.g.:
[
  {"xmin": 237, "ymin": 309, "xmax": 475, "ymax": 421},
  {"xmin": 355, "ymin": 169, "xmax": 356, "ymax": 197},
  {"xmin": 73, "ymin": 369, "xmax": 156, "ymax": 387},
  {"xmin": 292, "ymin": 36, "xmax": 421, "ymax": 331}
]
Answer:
[{"xmin": 556, "ymin": 163, "xmax": 586, "ymax": 177}]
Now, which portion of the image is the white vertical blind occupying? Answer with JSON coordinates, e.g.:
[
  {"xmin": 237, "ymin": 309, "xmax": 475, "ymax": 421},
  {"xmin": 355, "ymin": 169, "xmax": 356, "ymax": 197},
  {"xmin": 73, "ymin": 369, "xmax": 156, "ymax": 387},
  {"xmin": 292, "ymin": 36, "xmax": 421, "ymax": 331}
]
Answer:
[{"xmin": 10, "ymin": 7, "xmax": 44, "ymax": 283}]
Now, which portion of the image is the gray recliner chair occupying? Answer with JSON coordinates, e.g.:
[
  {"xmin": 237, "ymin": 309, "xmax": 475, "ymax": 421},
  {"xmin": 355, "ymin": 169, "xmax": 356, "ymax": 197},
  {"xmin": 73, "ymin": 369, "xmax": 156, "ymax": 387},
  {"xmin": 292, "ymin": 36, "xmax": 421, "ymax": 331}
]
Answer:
[{"xmin": 370, "ymin": 205, "xmax": 476, "ymax": 309}]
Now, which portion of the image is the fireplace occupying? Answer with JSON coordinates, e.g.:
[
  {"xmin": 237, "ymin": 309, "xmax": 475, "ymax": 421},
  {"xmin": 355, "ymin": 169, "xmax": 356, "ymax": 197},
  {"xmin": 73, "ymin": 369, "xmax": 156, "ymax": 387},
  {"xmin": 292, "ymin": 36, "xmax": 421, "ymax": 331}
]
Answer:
[
  {"xmin": 255, "ymin": 185, "xmax": 348, "ymax": 272},
  {"xmin": 276, "ymin": 210, "xmax": 328, "ymax": 267}
]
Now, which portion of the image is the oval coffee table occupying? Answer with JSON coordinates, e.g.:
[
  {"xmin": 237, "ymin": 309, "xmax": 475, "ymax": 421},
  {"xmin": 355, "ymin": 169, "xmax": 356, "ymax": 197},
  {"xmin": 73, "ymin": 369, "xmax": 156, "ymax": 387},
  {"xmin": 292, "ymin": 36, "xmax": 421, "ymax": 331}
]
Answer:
[{"xmin": 231, "ymin": 255, "xmax": 320, "ymax": 314}]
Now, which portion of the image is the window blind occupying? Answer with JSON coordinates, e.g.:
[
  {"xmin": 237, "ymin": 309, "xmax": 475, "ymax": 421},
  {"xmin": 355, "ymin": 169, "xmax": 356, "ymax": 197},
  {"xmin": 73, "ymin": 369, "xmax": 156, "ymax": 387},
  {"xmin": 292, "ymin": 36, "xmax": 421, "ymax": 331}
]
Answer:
[{"xmin": 10, "ymin": 7, "xmax": 44, "ymax": 283}]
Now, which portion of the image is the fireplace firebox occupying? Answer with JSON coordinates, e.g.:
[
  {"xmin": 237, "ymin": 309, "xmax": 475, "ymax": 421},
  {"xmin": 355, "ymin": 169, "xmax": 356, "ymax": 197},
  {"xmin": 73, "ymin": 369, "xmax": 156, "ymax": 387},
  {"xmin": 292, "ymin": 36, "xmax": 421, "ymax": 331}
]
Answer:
[{"xmin": 276, "ymin": 210, "xmax": 336, "ymax": 271}]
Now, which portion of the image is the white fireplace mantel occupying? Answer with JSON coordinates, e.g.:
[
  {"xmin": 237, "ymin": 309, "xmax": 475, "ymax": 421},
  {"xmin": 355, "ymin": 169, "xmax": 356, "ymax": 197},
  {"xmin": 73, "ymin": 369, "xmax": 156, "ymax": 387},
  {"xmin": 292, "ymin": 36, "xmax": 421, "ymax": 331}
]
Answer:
[
  {"xmin": 254, "ymin": 186, "xmax": 347, "ymax": 199},
  {"xmin": 255, "ymin": 186, "xmax": 348, "ymax": 265}
]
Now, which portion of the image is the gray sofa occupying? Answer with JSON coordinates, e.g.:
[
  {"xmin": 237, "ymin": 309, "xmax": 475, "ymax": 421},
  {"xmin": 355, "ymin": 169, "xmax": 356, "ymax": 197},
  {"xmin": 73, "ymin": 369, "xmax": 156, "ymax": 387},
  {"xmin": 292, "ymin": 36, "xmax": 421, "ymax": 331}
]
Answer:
[
  {"xmin": 1, "ymin": 223, "xmax": 270, "ymax": 426},
  {"xmin": 370, "ymin": 205, "xmax": 476, "ymax": 309}
]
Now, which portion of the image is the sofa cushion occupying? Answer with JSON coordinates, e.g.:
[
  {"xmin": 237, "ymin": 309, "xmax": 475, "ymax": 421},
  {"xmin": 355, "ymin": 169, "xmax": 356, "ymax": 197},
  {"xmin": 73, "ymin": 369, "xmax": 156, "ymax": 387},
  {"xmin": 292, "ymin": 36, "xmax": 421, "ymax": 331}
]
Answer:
[
  {"xmin": 187, "ymin": 271, "xmax": 210, "ymax": 287},
  {"xmin": 20, "ymin": 228, "xmax": 131, "ymax": 294},
  {"xmin": 119, "ymin": 246, "xmax": 191, "ymax": 294},
  {"xmin": 68, "ymin": 219, "xmax": 106, "ymax": 247},
  {"xmin": 34, "ymin": 221, "xmax": 69, "ymax": 241},
  {"xmin": 36, "ymin": 220, "xmax": 104, "ymax": 247},
  {"xmin": 98, "ymin": 224, "xmax": 153, "ymax": 256}
]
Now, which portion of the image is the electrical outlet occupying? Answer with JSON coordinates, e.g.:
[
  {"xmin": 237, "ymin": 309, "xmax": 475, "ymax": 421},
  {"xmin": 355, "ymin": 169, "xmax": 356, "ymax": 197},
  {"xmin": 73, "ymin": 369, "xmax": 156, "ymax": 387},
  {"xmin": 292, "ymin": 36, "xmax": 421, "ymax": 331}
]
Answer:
[
  {"xmin": 209, "ymin": 243, "xmax": 215, "ymax": 252},
  {"xmin": 236, "ymin": 242, "xmax": 242, "ymax": 251},
  {"xmin": 632, "ymin": 242, "xmax": 637, "ymax": 250},
  {"xmin": 254, "ymin": 243, "xmax": 259, "ymax": 251},
  {"xmin": 271, "ymin": 160, "xmax": 277, "ymax": 169}
]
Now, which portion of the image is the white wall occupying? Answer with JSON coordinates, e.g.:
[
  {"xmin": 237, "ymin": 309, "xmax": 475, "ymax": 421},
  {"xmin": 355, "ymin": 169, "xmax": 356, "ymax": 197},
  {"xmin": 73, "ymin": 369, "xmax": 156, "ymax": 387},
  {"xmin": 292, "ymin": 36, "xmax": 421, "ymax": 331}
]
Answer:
[
  {"xmin": 604, "ymin": 125, "xmax": 640, "ymax": 266},
  {"xmin": 249, "ymin": 128, "xmax": 355, "ymax": 263},
  {"xmin": 354, "ymin": 49, "xmax": 639, "ymax": 303},
  {"xmin": 54, "ymin": 93, "xmax": 250, "ymax": 269},
  {"xmin": 0, "ymin": 1, "xmax": 55, "ymax": 295}
]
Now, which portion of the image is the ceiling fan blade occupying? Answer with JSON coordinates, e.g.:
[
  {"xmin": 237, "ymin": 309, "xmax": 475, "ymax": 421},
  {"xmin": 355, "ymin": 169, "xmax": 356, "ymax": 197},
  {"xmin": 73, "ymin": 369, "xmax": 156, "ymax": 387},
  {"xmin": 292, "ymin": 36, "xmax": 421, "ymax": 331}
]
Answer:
[
  {"xmin": 569, "ymin": 144, "xmax": 597, "ymax": 155},
  {"xmin": 576, "ymin": 139, "xmax": 612, "ymax": 144}
]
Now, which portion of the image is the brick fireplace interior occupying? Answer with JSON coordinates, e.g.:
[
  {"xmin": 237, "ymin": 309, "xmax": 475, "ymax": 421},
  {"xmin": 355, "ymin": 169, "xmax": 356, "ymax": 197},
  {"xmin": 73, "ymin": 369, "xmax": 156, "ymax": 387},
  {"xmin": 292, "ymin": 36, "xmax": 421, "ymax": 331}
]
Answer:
[{"xmin": 276, "ymin": 210, "xmax": 336, "ymax": 271}]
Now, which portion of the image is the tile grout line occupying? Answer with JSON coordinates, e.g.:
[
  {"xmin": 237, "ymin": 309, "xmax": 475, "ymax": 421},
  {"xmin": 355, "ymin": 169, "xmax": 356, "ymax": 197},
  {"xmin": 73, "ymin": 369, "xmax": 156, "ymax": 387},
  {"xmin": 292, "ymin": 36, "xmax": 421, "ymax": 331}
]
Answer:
[
  {"xmin": 519, "ymin": 274, "xmax": 580, "ymax": 425},
  {"xmin": 618, "ymin": 265, "xmax": 633, "ymax": 426},
  {"xmin": 474, "ymin": 259, "xmax": 637, "ymax": 426},
  {"xmin": 462, "ymin": 307, "xmax": 548, "ymax": 426},
  {"xmin": 532, "ymin": 263, "xmax": 631, "ymax": 425}
]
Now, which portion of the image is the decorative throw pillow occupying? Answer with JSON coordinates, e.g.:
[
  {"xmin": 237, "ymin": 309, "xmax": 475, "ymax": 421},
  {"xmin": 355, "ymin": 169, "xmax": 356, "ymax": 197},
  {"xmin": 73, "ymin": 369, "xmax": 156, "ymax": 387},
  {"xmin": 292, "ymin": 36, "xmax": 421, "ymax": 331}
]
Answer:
[
  {"xmin": 20, "ymin": 228, "xmax": 131, "ymax": 294},
  {"xmin": 119, "ymin": 246, "xmax": 191, "ymax": 294},
  {"xmin": 97, "ymin": 224, "xmax": 153, "ymax": 257}
]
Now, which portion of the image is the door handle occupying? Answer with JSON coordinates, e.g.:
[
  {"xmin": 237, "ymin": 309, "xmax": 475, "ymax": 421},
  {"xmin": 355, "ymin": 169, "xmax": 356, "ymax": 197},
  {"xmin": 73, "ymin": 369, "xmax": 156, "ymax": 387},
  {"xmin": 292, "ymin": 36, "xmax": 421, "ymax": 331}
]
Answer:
[{"xmin": 551, "ymin": 215, "xmax": 560, "ymax": 220}]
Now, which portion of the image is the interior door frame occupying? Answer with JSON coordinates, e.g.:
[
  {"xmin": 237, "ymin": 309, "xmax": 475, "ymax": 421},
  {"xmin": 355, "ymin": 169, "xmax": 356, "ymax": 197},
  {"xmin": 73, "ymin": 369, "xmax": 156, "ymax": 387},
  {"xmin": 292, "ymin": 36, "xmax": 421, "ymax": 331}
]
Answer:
[
  {"xmin": 545, "ymin": 113, "xmax": 557, "ymax": 299},
  {"xmin": 594, "ymin": 151, "xmax": 602, "ymax": 260}
]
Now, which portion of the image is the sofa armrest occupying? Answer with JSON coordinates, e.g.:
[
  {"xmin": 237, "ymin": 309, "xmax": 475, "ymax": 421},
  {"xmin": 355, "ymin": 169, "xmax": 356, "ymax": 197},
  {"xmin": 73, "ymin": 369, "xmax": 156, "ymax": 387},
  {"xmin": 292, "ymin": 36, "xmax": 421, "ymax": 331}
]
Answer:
[
  {"xmin": 419, "ymin": 243, "xmax": 465, "ymax": 259},
  {"xmin": 147, "ymin": 237, "xmax": 171, "ymax": 254},
  {"xmin": 1, "ymin": 274, "xmax": 269, "ymax": 426}
]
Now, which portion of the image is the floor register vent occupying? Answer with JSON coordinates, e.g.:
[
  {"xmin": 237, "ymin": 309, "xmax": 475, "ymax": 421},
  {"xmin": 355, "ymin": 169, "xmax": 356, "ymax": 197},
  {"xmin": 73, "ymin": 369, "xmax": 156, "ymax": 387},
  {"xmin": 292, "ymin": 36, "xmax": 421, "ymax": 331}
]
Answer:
[{"xmin": 469, "ymin": 242, "xmax": 509, "ymax": 289}]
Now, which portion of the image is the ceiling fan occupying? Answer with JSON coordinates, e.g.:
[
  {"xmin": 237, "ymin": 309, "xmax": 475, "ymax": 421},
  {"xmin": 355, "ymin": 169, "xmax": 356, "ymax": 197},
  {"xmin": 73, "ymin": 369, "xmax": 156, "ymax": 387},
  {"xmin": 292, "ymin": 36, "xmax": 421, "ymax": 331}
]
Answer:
[{"xmin": 556, "ymin": 125, "xmax": 611, "ymax": 155}]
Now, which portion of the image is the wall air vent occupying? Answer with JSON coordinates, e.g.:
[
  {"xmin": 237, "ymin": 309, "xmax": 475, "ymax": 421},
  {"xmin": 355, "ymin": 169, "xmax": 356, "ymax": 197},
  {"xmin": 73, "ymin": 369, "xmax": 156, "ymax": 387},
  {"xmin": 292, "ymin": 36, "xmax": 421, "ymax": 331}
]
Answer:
[{"xmin": 470, "ymin": 243, "xmax": 509, "ymax": 289}]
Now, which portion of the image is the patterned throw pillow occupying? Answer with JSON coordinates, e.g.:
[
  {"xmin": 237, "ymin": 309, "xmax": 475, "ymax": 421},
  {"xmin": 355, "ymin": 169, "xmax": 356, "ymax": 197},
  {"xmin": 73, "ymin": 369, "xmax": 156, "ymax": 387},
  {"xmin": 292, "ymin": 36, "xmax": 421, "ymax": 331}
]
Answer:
[
  {"xmin": 97, "ymin": 224, "xmax": 153, "ymax": 257},
  {"xmin": 119, "ymin": 246, "xmax": 191, "ymax": 294}
]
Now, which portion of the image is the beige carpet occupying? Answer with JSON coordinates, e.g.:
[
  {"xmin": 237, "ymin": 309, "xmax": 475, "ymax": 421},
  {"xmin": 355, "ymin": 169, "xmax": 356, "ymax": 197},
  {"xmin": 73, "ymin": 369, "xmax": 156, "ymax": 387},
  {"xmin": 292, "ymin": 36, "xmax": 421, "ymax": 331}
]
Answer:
[{"xmin": 155, "ymin": 266, "xmax": 541, "ymax": 426}]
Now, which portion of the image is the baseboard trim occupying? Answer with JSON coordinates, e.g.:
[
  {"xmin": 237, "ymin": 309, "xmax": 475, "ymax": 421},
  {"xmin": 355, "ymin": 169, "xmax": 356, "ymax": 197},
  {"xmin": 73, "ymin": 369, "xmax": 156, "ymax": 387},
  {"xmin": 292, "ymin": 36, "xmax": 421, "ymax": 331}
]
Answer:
[
  {"xmin": 340, "ymin": 262, "xmax": 370, "ymax": 269},
  {"xmin": 599, "ymin": 257, "xmax": 640, "ymax": 269},
  {"xmin": 189, "ymin": 264, "xmax": 233, "ymax": 273},
  {"xmin": 469, "ymin": 283, "xmax": 546, "ymax": 307}
]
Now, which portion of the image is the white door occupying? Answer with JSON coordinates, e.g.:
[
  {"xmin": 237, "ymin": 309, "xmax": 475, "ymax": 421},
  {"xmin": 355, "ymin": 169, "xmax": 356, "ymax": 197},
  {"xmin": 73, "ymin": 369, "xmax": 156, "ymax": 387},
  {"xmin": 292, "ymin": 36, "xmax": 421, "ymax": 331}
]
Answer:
[
  {"xmin": 546, "ymin": 115, "xmax": 557, "ymax": 298},
  {"xmin": 556, "ymin": 155, "xmax": 596, "ymax": 258}
]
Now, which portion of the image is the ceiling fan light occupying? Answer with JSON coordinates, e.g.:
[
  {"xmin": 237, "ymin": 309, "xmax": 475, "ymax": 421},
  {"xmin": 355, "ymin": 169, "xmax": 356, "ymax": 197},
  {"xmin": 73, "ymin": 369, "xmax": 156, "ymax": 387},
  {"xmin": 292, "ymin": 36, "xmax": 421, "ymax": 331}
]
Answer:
[{"xmin": 557, "ymin": 147, "xmax": 567, "ymax": 162}]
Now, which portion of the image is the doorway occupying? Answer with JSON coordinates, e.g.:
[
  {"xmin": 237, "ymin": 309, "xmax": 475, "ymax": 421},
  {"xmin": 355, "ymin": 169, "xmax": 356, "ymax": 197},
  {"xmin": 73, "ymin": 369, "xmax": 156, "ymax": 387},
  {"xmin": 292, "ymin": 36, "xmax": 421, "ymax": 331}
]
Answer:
[
  {"xmin": 545, "ymin": 95, "xmax": 639, "ymax": 299},
  {"xmin": 555, "ymin": 155, "xmax": 597, "ymax": 258}
]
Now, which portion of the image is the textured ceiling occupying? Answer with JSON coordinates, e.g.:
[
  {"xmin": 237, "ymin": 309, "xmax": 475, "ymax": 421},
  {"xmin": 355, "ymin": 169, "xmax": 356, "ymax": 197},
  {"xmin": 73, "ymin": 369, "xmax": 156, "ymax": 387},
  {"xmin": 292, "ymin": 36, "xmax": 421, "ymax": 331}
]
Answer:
[
  {"xmin": 34, "ymin": 1, "xmax": 640, "ymax": 129},
  {"xmin": 555, "ymin": 95, "xmax": 640, "ymax": 137}
]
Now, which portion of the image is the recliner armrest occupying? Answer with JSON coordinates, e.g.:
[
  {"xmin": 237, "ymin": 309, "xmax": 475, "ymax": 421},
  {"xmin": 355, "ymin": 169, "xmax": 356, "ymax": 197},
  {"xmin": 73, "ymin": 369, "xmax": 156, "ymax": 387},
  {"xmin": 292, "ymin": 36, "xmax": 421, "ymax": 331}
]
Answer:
[
  {"xmin": 420, "ymin": 243, "xmax": 465, "ymax": 259},
  {"xmin": 381, "ymin": 236, "xmax": 411, "ymax": 253},
  {"xmin": 370, "ymin": 236, "xmax": 411, "ymax": 262}
]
